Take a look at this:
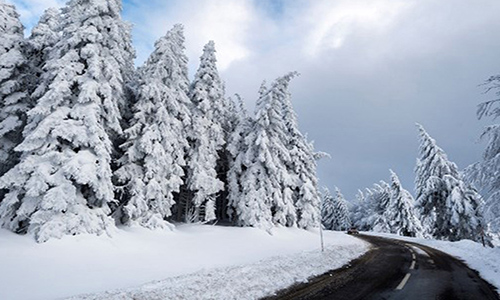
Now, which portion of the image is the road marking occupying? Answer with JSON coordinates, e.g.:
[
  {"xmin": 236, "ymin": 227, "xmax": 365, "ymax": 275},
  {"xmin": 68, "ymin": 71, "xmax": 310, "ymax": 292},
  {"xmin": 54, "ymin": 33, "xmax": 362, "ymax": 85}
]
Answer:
[
  {"xmin": 428, "ymin": 259, "xmax": 434, "ymax": 264},
  {"xmin": 412, "ymin": 253, "xmax": 416, "ymax": 260},
  {"xmin": 410, "ymin": 260, "xmax": 416, "ymax": 270},
  {"xmin": 407, "ymin": 244, "xmax": 430, "ymax": 257},
  {"xmin": 396, "ymin": 273, "xmax": 411, "ymax": 290}
]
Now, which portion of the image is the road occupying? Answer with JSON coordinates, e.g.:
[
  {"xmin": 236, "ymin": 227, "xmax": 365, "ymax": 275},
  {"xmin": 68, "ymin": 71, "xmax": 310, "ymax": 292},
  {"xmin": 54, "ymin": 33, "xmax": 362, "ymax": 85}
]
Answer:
[{"xmin": 262, "ymin": 234, "xmax": 499, "ymax": 300}]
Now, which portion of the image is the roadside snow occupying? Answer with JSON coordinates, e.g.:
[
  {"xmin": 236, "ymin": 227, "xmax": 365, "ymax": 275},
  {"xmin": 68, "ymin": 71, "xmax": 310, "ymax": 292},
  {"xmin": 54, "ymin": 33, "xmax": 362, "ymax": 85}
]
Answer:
[
  {"xmin": 367, "ymin": 232, "xmax": 500, "ymax": 293},
  {"xmin": 0, "ymin": 226, "xmax": 369, "ymax": 300}
]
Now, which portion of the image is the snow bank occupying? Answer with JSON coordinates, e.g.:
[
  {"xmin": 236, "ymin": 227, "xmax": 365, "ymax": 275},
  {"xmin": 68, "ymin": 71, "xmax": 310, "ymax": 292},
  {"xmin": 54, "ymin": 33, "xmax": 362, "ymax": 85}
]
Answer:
[
  {"xmin": 0, "ymin": 226, "xmax": 369, "ymax": 300},
  {"xmin": 367, "ymin": 232, "xmax": 500, "ymax": 293}
]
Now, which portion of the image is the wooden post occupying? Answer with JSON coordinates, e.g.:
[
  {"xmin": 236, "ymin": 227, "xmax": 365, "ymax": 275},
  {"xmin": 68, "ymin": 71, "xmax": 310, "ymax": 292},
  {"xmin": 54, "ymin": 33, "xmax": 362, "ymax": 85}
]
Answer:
[
  {"xmin": 480, "ymin": 227, "xmax": 485, "ymax": 247},
  {"xmin": 320, "ymin": 223, "xmax": 325, "ymax": 252}
]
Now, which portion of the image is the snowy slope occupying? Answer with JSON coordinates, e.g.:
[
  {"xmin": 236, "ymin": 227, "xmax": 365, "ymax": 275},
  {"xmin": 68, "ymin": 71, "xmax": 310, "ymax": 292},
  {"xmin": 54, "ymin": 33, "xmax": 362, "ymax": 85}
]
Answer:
[
  {"xmin": 0, "ymin": 226, "xmax": 369, "ymax": 300},
  {"xmin": 367, "ymin": 232, "xmax": 500, "ymax": 293}
]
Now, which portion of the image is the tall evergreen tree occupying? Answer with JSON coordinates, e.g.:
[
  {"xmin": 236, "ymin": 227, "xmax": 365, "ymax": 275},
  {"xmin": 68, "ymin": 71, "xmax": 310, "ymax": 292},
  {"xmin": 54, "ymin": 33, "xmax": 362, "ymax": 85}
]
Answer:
[
  {"xmin": 321, "ymin": 187, "xmax": 335, "ymax": 230},
  {"xmin": 385, "ymin": 170, "xmax": 422, "ymax": 237},
  {"xmin": 233, "ymin": 76, "xmax": 292, "ymax": 228},
  {"xmin": 266, "ymin": 74, "xmax": 298, "ymax": 227},
  {"xmin": 334, "ymin": 187, "xmax": 351, "ymax": 231},
  {"xmin": 226, "ymin": 95, "xmax": 251, "ymax": 222},
  {"xmin": 0, "ymin": 1, "xmax": 29, "ymax": 179},
  {"xmin": 0, "ymin": 0, "xmax": 135, "ymax": 242},
  {"xmin": 183, "ymin": 41, "xmax": 225, "ymax": 222},
  {"xmin": 280, "ymin": 72, "xmax": 321, "ymax": 229},
  {"xmin": 115, "ymin": 25, "xmax": 191, "ymax": 229},
  {"xmin": 415, "ymin": 124, "xmax": 484, "ymax": 241},
  {"xmin": 322, "ymin": 187, "xmax": 350, "ymax": 231},
  {"xmin": 369, "ymin": 181, "xmax": 392, "ymax": 232},
  {"xmin": 467, "ymin": 75, "xmax": 500, "ymax": 233},
  {"xmin": 350, "ymin": 189, "xmax": 369, "ymax": 230}
]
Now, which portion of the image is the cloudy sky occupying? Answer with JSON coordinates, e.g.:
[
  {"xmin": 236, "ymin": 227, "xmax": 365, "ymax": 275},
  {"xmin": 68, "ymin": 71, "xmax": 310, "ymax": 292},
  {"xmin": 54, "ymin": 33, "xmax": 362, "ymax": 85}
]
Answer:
[{"xmin": 7, "ymin": 0, "xmax": 500, "ymax": 199}]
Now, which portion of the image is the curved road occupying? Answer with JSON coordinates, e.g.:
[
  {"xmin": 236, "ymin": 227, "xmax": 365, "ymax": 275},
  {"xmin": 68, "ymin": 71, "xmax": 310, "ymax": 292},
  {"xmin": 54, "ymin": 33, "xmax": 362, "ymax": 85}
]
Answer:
[{"xmin": 263, "ymin": 234, "xmax": 499, "ymax": 300}]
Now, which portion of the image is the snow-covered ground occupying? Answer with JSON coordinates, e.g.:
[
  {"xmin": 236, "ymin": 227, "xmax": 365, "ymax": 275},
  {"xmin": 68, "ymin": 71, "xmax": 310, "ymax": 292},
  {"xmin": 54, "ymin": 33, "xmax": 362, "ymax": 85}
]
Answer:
[
  {"xmin": 0, "ymin": 226, "xmax": 369, "ymax": 300},
  {"xmin": 367, "ymin": 232, "xmax": 500, "ymax": 293}
]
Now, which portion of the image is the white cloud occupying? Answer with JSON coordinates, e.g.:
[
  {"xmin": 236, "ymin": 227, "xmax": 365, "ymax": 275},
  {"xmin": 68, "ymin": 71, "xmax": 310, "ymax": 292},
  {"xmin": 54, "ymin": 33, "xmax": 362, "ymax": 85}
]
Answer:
[
  {"xmin": 298, "ymin": 0, "xmax": 412, "ymax": 56},
  {"xmin": 128, "ymin": 0, "xmax": 263, "ymax": 71}
]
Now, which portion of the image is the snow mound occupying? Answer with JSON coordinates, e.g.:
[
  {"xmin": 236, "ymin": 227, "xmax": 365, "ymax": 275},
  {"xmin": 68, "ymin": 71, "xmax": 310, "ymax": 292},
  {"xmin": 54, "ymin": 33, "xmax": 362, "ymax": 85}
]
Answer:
[{"xmin": 0, "ymin": 226, "xmax": 369, "ymax": 300}]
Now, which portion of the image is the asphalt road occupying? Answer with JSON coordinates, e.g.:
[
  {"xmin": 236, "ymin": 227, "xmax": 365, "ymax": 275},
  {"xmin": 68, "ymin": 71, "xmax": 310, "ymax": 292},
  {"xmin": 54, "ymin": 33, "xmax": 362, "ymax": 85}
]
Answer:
[{"xmin": 262, "ymin": 234, "xmax": 499, "ymax": 300}]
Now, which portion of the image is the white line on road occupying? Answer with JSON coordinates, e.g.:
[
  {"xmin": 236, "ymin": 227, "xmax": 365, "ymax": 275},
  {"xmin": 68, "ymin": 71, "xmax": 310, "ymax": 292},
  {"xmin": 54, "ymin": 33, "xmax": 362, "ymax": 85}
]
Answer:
[
  {"xmin": 407, "ymin": 244, "xmax": 430, "ymax": 257},
  {"xmin": 410, "ymin": 260, "xmax": 416, "ymax": 270},
  {"xmin": 396, "ymin": 273, "xmax": 412, "ymax": 290},
  {"xmin": 412, "ymin": 253, "xmax": 416, "ymax": 260}
]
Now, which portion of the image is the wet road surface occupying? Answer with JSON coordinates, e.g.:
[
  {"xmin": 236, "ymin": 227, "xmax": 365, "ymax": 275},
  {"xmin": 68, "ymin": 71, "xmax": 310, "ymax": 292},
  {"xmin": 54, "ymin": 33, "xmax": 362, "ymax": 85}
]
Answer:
[{"xmin": 262, "ymin": 234, "xmax": 499, "ymax": 300}]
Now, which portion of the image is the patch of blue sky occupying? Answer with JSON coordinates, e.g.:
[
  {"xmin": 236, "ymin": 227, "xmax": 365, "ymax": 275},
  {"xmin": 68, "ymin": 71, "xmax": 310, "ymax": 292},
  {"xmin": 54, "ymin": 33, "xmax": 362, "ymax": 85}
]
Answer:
[{"xmin": 254, "ymin": 0, "xmax": 285, "ymax": 18}]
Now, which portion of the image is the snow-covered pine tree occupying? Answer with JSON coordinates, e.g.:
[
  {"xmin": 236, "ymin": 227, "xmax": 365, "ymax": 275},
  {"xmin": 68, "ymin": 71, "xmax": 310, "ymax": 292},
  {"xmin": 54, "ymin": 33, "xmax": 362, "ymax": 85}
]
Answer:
[
  {"xmin": 467, "ymin": 75, "xmax": 500, "ymax": 233},
  {"xmin": 0, "ymin": 1, "xmax": 29, "ymax": 179},
  {"xmin": 279, "ymin": 72, "xmax": 321, "ymax": 229},
  {"xmin": 232, "ymin": 77, "xmax": 293, "ymax": 228},
  {"xmin": 321, "ymin": 187, "xmax": 335, "ymax": 230},
  {"xmin": 226, "ymin": 94, "xmax": 251, "ymax": 222},
  {"xmin": 183, "ymin": 41, "xmax": 225, "ymax": 222},
  {"xmin": 385, "ymin": 170, "xmax": 422, "ymax": 237},
  {"xmin": 260, "ymin": 74, "xmax": 298, "ymax": 227},
  {"xmin": 415, "ymin": 124, "xmax": 484, "ymax": 241},
  {"xmin": 115, "ymin": 24, "xmax": 191, "ymax": 229},
  {"xmin": 444, "ymin": 178, "xmax": 484, "ymax": 241},
  {"xmin": 332, "ymin": 187, "xmax": 351, "ymax": 230},
  {"xmin": 350, "ymin": 189, "xmax": 369, "ymax": 230},
  {"xmin": 369, "ymin": 181, "xmax": 392, "ymax": 232},
  {"xmin": 0, "ymin": 0, "xmax": 135, "ymax": 242}
]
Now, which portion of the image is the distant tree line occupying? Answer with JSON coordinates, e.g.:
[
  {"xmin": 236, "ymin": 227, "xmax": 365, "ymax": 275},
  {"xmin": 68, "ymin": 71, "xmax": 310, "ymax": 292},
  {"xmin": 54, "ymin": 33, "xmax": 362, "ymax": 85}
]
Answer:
[{"xmin": 329, "ymin": 123, "xmax": 493, "ymax": 244}]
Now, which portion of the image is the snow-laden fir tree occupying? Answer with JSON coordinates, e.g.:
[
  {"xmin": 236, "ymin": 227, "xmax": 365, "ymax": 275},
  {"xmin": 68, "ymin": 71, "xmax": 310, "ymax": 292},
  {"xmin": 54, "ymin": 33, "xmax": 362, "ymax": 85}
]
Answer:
[
  {"xmin": 415, "ymin": 124, "xmax": 484, "ymax": 241},
  {"xmin": 233, "ymin": 77, "xmax": 294, "ymax": 228},
  {"xmin": 265, "ymin": 74, "xmax": 298, "ymax": 227},
  {"xmin": 322, "ymin": 187, "xmax": 350, "ymax": 231},
  {"xmin": 262, "ymin": 74, "xmax": 301, "ymax": 227},
  {"xmin": 467, "ymin": 75, "xmax": 500, "ymax": 233},
  {"xmin": 115, "ymin": 25, "xmax": 191, "ymax": 229},
  {"xmin": 369, "ymin": 180, "xmax": 392, "ymax": 232},
  {"xmin": 280, "ymin": 72, "xmax": 321, "ymax": 229},
  {"xmin": 321, "ymin": 187, "xmax": 335, "ymax": 230},
  {"xmin": 350, "ymin": 189, "xmax": 370, "ymax": 230},
  {"xmin": 0, "ymin": 1, "xmax": 29, "ymax": 179},
  {"xmin": 226, "ymin": 94, "xmax": 251, "ymax": 221},
  {"xmin": 334, "ymin": 187, "xmax": 351, "ymax": 230},
  {"xmin": 0, "ymin": 0, "xmax": 135, "ymax": 242},
  {"xmin": 384, "ymin": 170, "xmax": 422, "ymax": 237},
  {"xmin": 183, "ymin": 41, "xmax": 225, "ymax": 222}
]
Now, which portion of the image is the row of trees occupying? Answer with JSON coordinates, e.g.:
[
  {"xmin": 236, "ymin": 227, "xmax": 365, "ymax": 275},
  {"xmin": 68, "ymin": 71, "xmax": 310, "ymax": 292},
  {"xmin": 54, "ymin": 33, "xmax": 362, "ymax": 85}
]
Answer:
[
  {"xmin": 350, "ymin": 169, "xmax": 422, "ymax": 237},
  {"xmin": 349, "ymin": 124, "xmax": 485, "ymax": 242},
  {"xmin": 0, "ymin": 0, "xmax": 322, "ymax": 242},
  {"xmin": 466, "ymin": 76, "xmax": 500, "ymax": 235}
]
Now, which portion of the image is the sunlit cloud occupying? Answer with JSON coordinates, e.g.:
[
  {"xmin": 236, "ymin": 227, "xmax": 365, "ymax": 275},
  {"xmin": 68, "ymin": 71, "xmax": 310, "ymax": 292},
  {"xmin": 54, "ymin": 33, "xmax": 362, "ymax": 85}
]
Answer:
[
  {"xmin": 300, "ymin": 0, "xmax": 412, "ymax": 56},
  {"xmin": 127, "ymin": 0, "xmax": 262, "ymax": 71}
]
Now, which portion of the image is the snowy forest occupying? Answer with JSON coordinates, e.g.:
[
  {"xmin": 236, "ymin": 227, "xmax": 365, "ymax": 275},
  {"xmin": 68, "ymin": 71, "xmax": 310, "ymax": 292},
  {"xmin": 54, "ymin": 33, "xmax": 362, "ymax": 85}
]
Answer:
[
  {"xmin": 1, "ymin": 0, "xmax": 499, "ymax": 246},
  {"xmin": 341, "ymin": 121, "xmax": 499, "ymax": 244},
  {"xmin": 0, "ymin": 0, "xmax": 322, "ymax": 243}
]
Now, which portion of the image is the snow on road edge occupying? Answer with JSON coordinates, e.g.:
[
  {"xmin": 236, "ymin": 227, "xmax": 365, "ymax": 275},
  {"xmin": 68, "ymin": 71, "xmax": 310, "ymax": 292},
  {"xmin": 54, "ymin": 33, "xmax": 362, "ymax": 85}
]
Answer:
[{"xmin": 69, "ymin": 238, "xmax": 370, "ymax": 300}]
